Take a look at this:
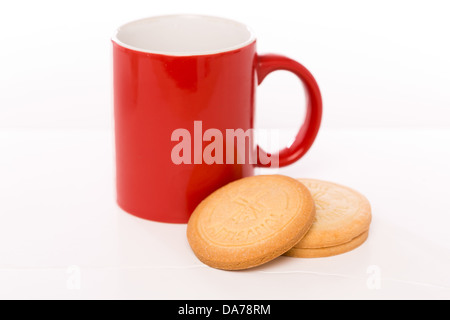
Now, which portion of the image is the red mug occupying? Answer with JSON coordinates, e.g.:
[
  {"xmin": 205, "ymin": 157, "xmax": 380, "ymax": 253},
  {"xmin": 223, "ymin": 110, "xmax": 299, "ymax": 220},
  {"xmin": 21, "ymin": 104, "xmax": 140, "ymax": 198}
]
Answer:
[{"xmin": 112, "ymin": 15, "xmax": 322, "ymax": 223}]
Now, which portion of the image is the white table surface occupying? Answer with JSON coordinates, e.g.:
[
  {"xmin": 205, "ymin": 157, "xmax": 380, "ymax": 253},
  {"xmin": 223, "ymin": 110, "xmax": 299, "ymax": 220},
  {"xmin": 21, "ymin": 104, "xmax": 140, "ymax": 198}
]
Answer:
[{"xmin": 1, "ymin": 128, "xmax": 449, "ymax": 300}]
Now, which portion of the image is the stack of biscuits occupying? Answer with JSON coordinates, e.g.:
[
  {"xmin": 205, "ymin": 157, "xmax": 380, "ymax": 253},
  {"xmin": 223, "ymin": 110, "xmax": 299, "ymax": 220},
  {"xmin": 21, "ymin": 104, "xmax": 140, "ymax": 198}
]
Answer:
[{"xmin": 187, "ymin": 175, "xmax": 372, "ymax": 270}]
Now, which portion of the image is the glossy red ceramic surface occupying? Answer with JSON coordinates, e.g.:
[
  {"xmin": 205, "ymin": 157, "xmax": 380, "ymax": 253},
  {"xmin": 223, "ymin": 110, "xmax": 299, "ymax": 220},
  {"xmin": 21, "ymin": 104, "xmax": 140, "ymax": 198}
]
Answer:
[{"xmin": 113, "ymin": 40, "xmax": 322, "ymax": 223}]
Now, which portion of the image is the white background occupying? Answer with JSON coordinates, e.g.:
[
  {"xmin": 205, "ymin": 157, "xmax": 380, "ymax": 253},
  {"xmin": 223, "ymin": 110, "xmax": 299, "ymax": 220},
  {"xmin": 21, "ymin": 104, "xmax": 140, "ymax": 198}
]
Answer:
[
  {"xmin": 1, "ymin": 0, "xmax": 449, "ymax": 130},
  {"xmin": 0, "ymin": 0, "xmax": 449, "ymax": 300}
]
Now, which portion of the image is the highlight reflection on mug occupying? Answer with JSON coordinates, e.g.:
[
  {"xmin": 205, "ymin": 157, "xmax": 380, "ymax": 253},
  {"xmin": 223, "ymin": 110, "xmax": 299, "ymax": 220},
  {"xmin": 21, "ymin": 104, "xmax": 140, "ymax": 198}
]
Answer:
[{"xmin": 171, "ymin": 121, "xmax": 280, "ymax": 168}]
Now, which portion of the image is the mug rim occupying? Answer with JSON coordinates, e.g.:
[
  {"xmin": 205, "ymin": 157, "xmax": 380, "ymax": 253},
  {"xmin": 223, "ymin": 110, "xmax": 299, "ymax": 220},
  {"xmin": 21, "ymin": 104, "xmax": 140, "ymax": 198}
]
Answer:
[{"xmin": 111, "ymin": 14, "xmax": 256, "ymax": 57}]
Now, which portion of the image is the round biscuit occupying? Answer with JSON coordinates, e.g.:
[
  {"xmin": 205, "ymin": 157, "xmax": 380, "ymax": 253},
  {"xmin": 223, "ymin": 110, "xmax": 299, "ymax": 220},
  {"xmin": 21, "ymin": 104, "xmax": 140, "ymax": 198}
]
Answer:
[
  {"xmin": 285, "ymin": 231, "xmax": 369, "ymax": 258},
  {"xmin": 187, "ymin": 175, "xmax": 315, "ymax": 270},
  {"xmin": 293, "ymin": 179, "xmax": 371, "ymax": 249}
]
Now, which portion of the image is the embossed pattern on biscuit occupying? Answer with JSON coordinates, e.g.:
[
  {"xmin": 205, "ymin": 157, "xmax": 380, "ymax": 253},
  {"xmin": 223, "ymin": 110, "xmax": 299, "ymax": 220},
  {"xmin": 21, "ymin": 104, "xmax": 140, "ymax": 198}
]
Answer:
[
  {"xmin": 293, "ymin": 179, "xmax": 372, "ymax": 249},
  {"xmin": 199, "ymin": 185, "xmax": 296, "ymax": 246},
  {"xmin": 307, "ymin": 180, "xmax": 362, "ymax": 227},
  {"xmin": 186, "ymin": 175, "xmax": 316, "ymax": 270}
]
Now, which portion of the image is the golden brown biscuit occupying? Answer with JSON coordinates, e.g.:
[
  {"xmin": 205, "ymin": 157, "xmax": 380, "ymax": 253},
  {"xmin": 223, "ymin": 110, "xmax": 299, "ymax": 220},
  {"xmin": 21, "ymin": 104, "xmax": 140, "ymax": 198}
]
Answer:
[
  {"xmin": 187, "ymin": 175, "xmax": 315, "ymax": 270},
  {"xmin": 290, "ymin": 179, "xmax": 372, "ymax": 249},
  {"xmin": 284, "ymin": 231, "xmax": 369, "ymax": 258}
]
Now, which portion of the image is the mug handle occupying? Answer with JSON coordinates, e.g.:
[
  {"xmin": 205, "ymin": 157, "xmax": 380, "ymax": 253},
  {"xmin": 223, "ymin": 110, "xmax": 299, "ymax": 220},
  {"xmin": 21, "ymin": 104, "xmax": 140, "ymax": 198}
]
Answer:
[{"xmin": 256, "ymin": 54, "xmax": 323, "ymax": 167}]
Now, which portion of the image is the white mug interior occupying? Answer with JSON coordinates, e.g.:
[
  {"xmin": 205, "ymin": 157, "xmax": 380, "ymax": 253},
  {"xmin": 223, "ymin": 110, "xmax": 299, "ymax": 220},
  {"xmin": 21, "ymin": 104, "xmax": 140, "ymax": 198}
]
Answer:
[{"xmin": 112, "ymin": 15, "xmax": 256, "ymax": 56}]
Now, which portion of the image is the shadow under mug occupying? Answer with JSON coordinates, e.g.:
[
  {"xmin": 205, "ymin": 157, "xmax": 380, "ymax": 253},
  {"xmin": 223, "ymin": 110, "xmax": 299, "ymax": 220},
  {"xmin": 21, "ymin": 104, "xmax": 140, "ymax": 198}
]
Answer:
[{"xmin": 112, "ymin": 15, "xmax": 322, "ymax": 223}]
